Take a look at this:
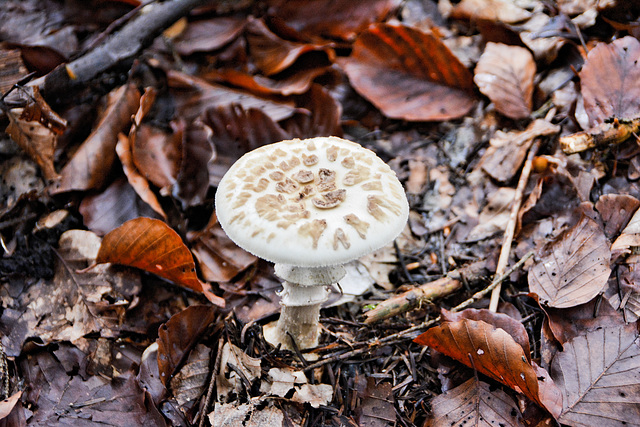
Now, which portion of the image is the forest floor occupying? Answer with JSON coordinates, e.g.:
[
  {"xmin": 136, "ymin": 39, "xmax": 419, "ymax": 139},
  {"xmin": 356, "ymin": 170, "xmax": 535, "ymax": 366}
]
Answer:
[{"xmin": 1, "ymin": 0, "xmax": 640, "ymax": 426}]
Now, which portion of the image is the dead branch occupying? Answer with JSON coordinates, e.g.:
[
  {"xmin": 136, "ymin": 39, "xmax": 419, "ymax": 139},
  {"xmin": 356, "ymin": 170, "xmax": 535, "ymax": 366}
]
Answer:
[
  {"xmin": 363, "ymin": 260, "xmax": 489, "ymax": 324},
  {"xmin": 30, "ymin": 0, "xmax": 208, "ymax": 101}
]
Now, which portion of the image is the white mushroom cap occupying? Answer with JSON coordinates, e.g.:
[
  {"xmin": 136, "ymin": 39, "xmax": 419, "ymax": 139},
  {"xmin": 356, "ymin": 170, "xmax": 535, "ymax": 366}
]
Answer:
[{"xmin": 215, "ymin": 137, "xmax": 409, "ymax": 267}]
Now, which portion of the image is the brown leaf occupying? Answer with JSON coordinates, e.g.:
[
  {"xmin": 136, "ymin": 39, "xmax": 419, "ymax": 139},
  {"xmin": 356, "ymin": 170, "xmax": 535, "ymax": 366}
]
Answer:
[
  {"xmin": 157, "ymin": 305, "xmax": 217, "ymax": 386},
  {"xmin": 245, "ymin": 17, "xmax": 335, "ymax": 76},
  {"xmin": 340, "ymin": 23, "xmax": 475, "ymax": 121},
  {"xmin": 6, "ymin": 108, "xmax": 59, "ymax": 181},
  {"xmin": 414, "ymin": 318, "xmax": 562, "ymax": 417},
  {"xmin": 79, "ymin": 178, "xmax": 162, "ymax": 236},
  {"xmin": 173, "ymin": 17, "xmax": 246, "ymax": 55},
  {"xmin": 267, "ymin": 0, "xmax": 401, "ymax": 40},
  {"xmin": 451, "ymin": 0, "xmax": 532, "ymax": 24},
  {"xmin": 356, "ymin": 376, "xmax": 396, "ymax": 427},
  {"xmin": 53, "ymin": 83, "xmax": 140, "ymax": 193},
  {"xmin": 595, "ymin": 194, "xmax": 640, "ymax": 240},
  {"xmin": 174, "ymin": 120, "xmax": 213, "ymax": 207},
  {"xmin": 480, "ymin": 119, "xmax": 559, "ymax": 182},
  {"xmin": 426, "ymin": 378, "xmax": 523, "ymax": 426},
  {"xmin": 580, "ymin": 36, "xmax": 640, "ymax": 126},
  {"xmin": 203, "ymin": 103, "xmax": 289, "ymax": 186},
  {"xmin": 116, "ymin": 133, "xmax": 167, "ymax": 219},
  {"xmin": 189, "ymin": 212, "xmax": 257, "ymax": 283},
  {"xmin": 528, "ymin": 214, "xmax": 611, "ymax": 308},
  {"xmin": 441, "ymin": 308, "xmax": 531, "ymax": 360},
  {"xmin": 170, "ymin": 343, "xmax": 211, "ymax": 407},
  {"xmin": 96, "ymin": 217, "xmax": 225, "ymax": 307},
  {"xmin": 168, "ymin": 70, "xmax": 298, "ymax": 123},
  {"xmin": 474, "ymin": 42, "xmax": 536, "ymax": 119},
  {"xmin": 550, "ymin": 323, "xmax": 640, "ymax": 426},
  {"xmin": 282, "ymin": 84, "xmax": 343, "ymax": 139}
]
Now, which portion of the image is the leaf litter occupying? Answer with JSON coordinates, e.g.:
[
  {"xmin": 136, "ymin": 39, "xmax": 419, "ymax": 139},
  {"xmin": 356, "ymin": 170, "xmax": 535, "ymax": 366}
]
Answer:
[{"xmin": 1, "ymin": 1, "xmax": 640, "ymax": 426}]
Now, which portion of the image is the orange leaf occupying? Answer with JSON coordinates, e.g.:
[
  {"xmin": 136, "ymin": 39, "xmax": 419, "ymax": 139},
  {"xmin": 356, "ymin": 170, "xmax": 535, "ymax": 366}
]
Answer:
[
  {"xmin": 414, "ymin": 318, "xmax": 561, "ymax": 417},
  {"xmin": 96, "ymin": 217, "xmax": 225, "ymax": 307},
  {"xmin": 341, "ymin": 23, "xmax": 475, "ymax": 121},
  {"xmin": 474, "ymin": 42, "xmax": 536, "ymax": 119}
]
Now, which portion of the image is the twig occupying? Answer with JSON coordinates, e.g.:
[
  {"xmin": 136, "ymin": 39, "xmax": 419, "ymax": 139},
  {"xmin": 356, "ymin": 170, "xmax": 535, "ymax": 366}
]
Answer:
[
  {"xmin": 30, "ymin": 0, "xmax": 208, "ymax": 101},
  {"xmin": 303, "ymin": 251, "xmax": 533, "ymax": 372},
  {"xmin": 488, "ymin": 138, "xmax": 541, "ymax": 312},
  {"xmin": 198, "ymin": 337, "xmax": 224, "ymax": 427}
]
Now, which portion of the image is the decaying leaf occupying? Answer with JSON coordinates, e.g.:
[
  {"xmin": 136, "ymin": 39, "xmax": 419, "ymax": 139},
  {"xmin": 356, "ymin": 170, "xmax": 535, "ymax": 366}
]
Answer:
[
  {"xmin": 451, "ymin": 0, "xmax": 532, "ymax": 24},
  {"xmin": 580, "ymin": 36, "xmax": 640, "ymax": 126},
  {"xmin": 595, "ymin": 194, "xmax": 640, "ymax": 240},
  {"xmin": 480, "ymin": 119, "xmax": 559, "ymax": 182},
  {"xmin": 467, "ymin": 187, "xmax": 515, "ymax": 241},
  {"xmin": 528, "ymin": 214, "xmax": 611, "ymax": 308},
  {"xmin": 173, "ymin": 16, "xmax": 246, "ymax": 55},
  {"xmin": 551, "ymin": 323, "xmax": 640, "ymax": 426},
  {"xmin": 96, "ymin": 217, "xmax": 225, "ymax": 306},
  {"xmin": 426, "ymin": 378, "xmax": 523, "ymax": 426},
  {"xmin": 157, "ymin": 305, "xmax": 217, "ymax": 386},
  {"xmin": 210, "ymin": 402, "xmax": 288, "ymax": 427},
  {"xmin": 170, "ymin": 343, "xmax": 211, "ymax": 406},
  {"xmin": 54, "ymin": 83, "xmax": 140, "ymax": 193},
  {"xmin": 474, "ymin": 42, "xmax": 536, "ymax": 119},
  {"xmin": 216, "ymin": 342, "xmax": 261, "ymax": 403},
  {"xmin": 414, "ymin": 318, "xmax": 562, "ymax": 416},
  {"xmin": 611, "ymin": 205, "xmax": 640, "ymax": 255},
  {"xmin": 356, "ymin": 376, "xmax": 395, "ymax": 427},
  {"xmin": 340, "ymin": 23, "xmax": 475, "ymax": 121}
]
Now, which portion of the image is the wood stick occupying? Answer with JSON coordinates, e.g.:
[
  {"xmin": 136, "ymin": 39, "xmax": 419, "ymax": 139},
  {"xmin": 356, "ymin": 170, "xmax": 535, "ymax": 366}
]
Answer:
[{"xmin": 488, "ymin": 139, "xmax": 541, "ymax": 312}]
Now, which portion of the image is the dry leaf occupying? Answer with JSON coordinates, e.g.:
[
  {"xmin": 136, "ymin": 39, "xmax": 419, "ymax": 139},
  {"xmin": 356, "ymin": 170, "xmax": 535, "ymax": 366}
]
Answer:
[
  {"xmin": 551, "ymin": 323, "xmax": 640, "ymax": 426},
  {"xmin": 528, "ymin": 214, "xmax": 611, "ymax": 308},
  {"xmin": 426, "ymin": 378, "xmax": 523, "ymax": 426},
  {"xmin": 580, "ymin": 36, "xmax": 640, "ymax": 126},
  {"xmin": 96, "ymin": 217, "xmax": 225, "ymax": 306},
  {"xmin": 414, "ymin": 318, "xmax": 562, "ymax": 416},
  {"xmin": 595, "ymin": 194, "xmax": 640, "ymax": 240},
  {"xmin": 474, "ymin": 42, "xmax": 536, "ymax": 119},
  {"xmin": 467, "ymin": 187, "xmax": 515, "ymax": 241},
  {"xmin": 173, "ymin": 17, "xmax": 246, "ymax": 55},
  {"xmin": 169, "ymin": 343, "xmax": 210, "ymax": 406},
  {"xmin": 54, "ymin": 83, "xmax": 140, "ymax": 193},
  {"xmin": 216, "ymin": 342, "xmax": 262, "ymax": 403},
  {"xmin": 340, "ymin": 23, "xmax": 475, "ymax": 121},
  {"xmin": 451, "ymin": 0, "xmax": 532, "ymax": 24}
]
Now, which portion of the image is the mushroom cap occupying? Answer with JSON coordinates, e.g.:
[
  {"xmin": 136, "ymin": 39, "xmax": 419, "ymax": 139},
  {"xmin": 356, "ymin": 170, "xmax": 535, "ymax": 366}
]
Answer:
[{"xmin": 215, "ymin": 137, "xmax": 409, "ymax": 267}]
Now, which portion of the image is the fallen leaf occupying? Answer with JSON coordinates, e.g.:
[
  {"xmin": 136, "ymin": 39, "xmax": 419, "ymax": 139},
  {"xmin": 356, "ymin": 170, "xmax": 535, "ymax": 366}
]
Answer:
[
  {"xmin": 260, "ymin": 367, "xmax": 306, "ymax": 397},
  {"xmin": 281, "ymin": 84, "xmax": 343, "ymax": 139},
  {"xmin": 595, "ymin": 194, "xmax": 640, "ymax": 240},
  {"xmin": 188, "ymin": 212, "xmax": 257, "ymax": 283},
  {"xmin": 474, "ymin": 42, "xmax": 536, "ymax": 119},
  {"xmin": 467, "ymin": 187, "xmax": 515, "ymax": 241},
  {"xmin": 292, "ymin": 384, "xmax": 334, "ymax": 408},
  {"xmin": 173, "ymin": 120, "xmax": 213, "ymax": 207},
  {"xmin": 168, "ymin": 70, "xmax": 298, "ymax": 124},
  {"xmin": 116, "ymin": 133, "xmax": 166, "ymax": 219},
  {"xmin": 0, "ymin": 391, "xmax": 22, "ymax": 420},
  {"xmin": 267, "ymin": 0, "xmax": 401, "ymax": 40},
  {"xmin": 580, "ymin": 36, "xmax": 640, "ymax": 126},
  {"xmin": 79, "ymin": 177, "xmax": 162, "ymax": 236},
  {"xmin": 170, "ymin": 343, "xmax": 210, "ymax": 406},
  {"xmin": 173, "ymin": 17, "xmax": 246, "ymax": 55},
  {"xmin": 426, "ymin": 378, "xmax": 523, "ymax": 426},
  {"xmin": 157, "ymin": 305, "xmax": 217, "ymax": 386},
  {"xmin": 356, "ymin": 376, "xmax": 395, "ymax": 427},
  {"xmin": 95, "ymin": 217, "xmax": 225, "ymax": 306},
  {"xmin": 550, "ymin": 323, "xmax": 640, "ymax": 426},
  {"xmin": 528, "ymin": 214, "xmax": 611, "ymax": 308},
  {"xmin": 245, "ymin": 17, "xmax": 335, "ymax": 76},
  {"xmin": 340, "ymin": 23, "xmax": 475, "ymax": 121},
  {"xmin": 451, "ymin": 0, "xmax": 532, "ymax": 24},
  {"xmin": 480, "ymin": 119, "xmax": 559, "ymax": 182},
  {"xmin": 54, "ymin": 83, "xmax": 140, "ymax": 193},
  {"xmin": 611, "ymin": 205, "xmax": 640, "ymax": 255},
  {"xmin": 210, "ymin": 402, "xmax": 286, "ymax": 427},
  {"xmin": 414, "ymin": 318, "xmax": 562, "ymax": 416},
  {"xmin": 217, "ymin": 342, "xmax": 262, "ymax": 403}
]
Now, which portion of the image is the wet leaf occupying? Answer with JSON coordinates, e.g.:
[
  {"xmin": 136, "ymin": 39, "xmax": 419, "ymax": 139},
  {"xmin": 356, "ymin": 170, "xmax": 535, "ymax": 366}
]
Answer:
[
  {"xmin": 474, "ymin": 42, "xmax": 536, "ymax": 119},
  {"xmin": 426, "ymin": 378, "xmax": 523, "ymax": 426},
  {"xmin": 267, "ymin": 0, "xmax": 401, "ymax": 40},
  {"xmin": 580, "ymin": 36, "xmax": 640, "ymax": 126},
  {"xmin": 54, "ymin": 83, "xmax": 140, "ymax": 193},
  {"xmin": 341, "ymin": 23, "xmax": 475, "ymax": 121},
  {"xmin": 156, "ymin": 305, "xmax": 217, "ymax": 386},
  {"xmin": 96, "ymin": 217, "xmax": 225, "ymax": 306},
  {"xmin": 415, "ymin": 318, "xmax": 562, "ymax": 416},
  {"xmin": 551, "ymin": 323, "xmax": 640, "ymax": 426},
  {"xmin": 528, "ymin": 214, "xmax": 611, "ymax": 308}
]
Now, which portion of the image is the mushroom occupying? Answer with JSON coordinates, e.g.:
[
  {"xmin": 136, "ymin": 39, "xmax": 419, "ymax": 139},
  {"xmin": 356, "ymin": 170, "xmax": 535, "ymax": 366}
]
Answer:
[{"xmin": 215, "ymin": 137, "xmax": 409, "ymax": 350}]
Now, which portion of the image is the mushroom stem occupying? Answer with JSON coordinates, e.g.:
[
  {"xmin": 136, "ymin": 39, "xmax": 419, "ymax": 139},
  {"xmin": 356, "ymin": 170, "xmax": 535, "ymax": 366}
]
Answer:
[{"xmin": 264, "ymin": 264, "xmax": 345, "ymax": 350}]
